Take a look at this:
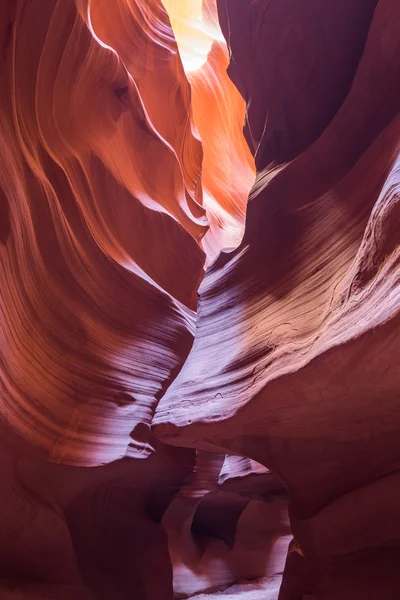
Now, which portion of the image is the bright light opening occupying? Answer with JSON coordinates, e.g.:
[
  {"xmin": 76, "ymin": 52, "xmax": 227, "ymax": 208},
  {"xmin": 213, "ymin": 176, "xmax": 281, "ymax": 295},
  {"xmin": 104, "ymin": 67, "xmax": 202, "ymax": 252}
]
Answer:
[{"xmin": 162, "ymin": 0, "xmax": 224, "ymax": 72}]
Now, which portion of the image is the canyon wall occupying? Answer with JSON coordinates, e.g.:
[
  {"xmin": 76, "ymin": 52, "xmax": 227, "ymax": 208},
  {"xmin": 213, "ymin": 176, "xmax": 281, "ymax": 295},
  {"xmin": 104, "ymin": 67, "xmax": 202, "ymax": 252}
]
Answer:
[
  {"xmin": 154, "ymin": 1, "xmax": 400, "ymax": 598},
  {"xmin": 1, "ymin": 0, "xmax": 399, "ymax": 598}
]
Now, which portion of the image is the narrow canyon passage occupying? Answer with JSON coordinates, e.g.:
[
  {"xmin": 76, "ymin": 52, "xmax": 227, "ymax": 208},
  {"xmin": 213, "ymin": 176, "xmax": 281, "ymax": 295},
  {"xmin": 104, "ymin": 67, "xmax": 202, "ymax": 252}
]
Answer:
[{"xmin": 0, "ymin": 1, "xmax": 399, "ymax": 599}]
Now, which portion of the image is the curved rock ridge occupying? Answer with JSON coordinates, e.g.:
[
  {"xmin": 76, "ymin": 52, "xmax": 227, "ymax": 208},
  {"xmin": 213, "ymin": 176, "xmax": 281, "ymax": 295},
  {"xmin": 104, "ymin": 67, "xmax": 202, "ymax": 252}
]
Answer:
[
  {"xmin": 0, "ymin": 0, "xmax": 255, "ymax": 465},
  {"xmin": 0, "ymin": 420, "xmax": 289, "ymax": 598},
  {"xmin": 154, "ymin": 0, "xmax": 400, "ymax": 597},
  {"xmin": 189, "ymin": 40, "xmax": 255, "ymax": 263},
  {"xmin": 216, "ymin": 0, "xmax": 379, "ymax": 171},
  {"xmin": 162, "ymin": 0, "xmax": 255, "ymax": 262},
  {"xmin": 0, "ymin": 0, "xmax": 210, "ymax": 465},
  {"xmin": 0, "ymin": 419, "xmax": 195, "ymax": 599},
  {"xmin": 2, "ymin": 0, "xmax": 399, "ymax": 598},
  {"xmin": 0, "ymin": 1, "xmax": 271, "ymax": 597},
  {"xmin": 155, "ymin": 0, "xmax": 400, "ymax": 444},
  {"xmin": 163, "ymin": 450, "xmax": 290, "ymax": 597}
]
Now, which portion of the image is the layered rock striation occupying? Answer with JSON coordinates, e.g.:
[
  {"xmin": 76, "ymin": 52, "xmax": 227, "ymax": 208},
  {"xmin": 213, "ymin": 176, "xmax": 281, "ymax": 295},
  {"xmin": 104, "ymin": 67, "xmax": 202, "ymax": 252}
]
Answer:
[{"xmin": 1, "ymin": 0, "xmax": 399, "ymax": 598}]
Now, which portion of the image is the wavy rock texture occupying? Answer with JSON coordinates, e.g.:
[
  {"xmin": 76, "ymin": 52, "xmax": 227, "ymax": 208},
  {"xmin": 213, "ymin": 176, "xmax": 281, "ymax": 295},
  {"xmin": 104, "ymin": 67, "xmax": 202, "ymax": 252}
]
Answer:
[
  {"xmin": 164, "ymin": 452, "xmax": 290, "ymax": 597},
  {"xmin": 0, "ymin": 421, "xmax": 196, "ymax": 599},
  {"xmin": 163, "ymin": 0, "xmax": 255, "ymax": 261},
  {"xmin": 0, "ymin": 0, "xmax": 278, "ymax": 598},
  {"xmin": 1, "ymin": 0, "xmax": 399, "ymax": 598},
  {"xmin": 154, "ymin": 0, "xmax": 400, "ymax": 598},
  {"xmin": 0, "ymin": 0, "xmax": 208, "ymax": 466}
]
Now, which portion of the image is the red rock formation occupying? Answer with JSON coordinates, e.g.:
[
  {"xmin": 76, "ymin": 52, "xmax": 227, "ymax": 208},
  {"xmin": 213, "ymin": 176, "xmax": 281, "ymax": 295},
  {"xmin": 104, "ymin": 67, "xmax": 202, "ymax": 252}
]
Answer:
[
  {"xmin": 0, "ymin": 0, "xmax": 206, "ymax": 465},
  {"xmin": 154, "ymin": 0, "xmax": 400, "ymax": 598},
  {"xmin": 2, "ymin": 0, "xmax": 400, "ymax": 598},
  {"xmin": 0, "ymin": 419, "xmax": 196, "ymax": 598},
  {"xmin": 0, "ymin": 0, "xmax": 279, "ymax": 597}
]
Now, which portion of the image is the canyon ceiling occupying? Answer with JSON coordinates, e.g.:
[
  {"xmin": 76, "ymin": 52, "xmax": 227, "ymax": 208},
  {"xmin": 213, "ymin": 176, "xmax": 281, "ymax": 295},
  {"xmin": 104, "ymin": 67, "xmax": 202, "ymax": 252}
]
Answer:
[{"xmin": 0, "ymin": 0, "xmax": 399, "ymax": 599}]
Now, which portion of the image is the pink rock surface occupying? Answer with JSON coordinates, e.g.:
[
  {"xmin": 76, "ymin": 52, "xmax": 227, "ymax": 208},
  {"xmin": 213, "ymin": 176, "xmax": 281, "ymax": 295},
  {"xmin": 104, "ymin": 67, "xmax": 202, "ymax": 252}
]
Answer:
[
  {"xmin": 0, "ymin": 0, "xmax": 283, "ymax": 596},
  {"xmin": 1, "ymin": 0, "xmax": 399, "ymax": 598},
  {"xmin": 154, "ymin": 0, "xmax": 400, "ymax": 597}
]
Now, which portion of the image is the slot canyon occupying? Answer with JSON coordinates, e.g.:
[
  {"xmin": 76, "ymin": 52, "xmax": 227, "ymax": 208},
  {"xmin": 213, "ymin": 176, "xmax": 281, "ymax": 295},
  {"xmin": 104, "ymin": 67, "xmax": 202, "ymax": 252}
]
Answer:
[{"xmin": 0, "ymin": 0, "xmax": 399, "ymax": 598}]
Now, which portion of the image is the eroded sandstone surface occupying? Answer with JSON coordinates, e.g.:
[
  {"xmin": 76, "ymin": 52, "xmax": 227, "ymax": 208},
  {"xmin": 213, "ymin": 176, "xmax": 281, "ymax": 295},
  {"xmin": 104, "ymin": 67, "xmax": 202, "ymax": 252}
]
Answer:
[{"xmin": 0, "ymin": 0, "xmax": 399, "ymax": 598}]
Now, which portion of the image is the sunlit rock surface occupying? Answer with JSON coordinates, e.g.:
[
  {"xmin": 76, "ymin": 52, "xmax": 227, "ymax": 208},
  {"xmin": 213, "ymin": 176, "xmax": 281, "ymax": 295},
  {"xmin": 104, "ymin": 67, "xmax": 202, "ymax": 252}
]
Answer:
[
  {"xmin": 1, "ymin": 0, "xmax": 207, "ymax": 467},
  {"xmin": 154, "ymin": 0, "xmax": 400, "ymax": 598},
  {"xmin": 0, "ymin": 0, "xmax": 270, "ymax": 597},
  {"xmin": 1, "ymin": 0, "xmax": 399, "ymax": 598}
]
